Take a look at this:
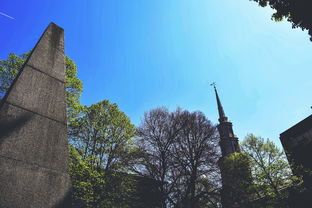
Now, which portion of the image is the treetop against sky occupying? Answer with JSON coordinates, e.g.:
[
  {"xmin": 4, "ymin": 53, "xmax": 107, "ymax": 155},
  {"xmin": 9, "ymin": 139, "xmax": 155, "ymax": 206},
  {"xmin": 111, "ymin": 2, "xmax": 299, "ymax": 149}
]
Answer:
[{"xmin": 1, "ymin": 0, "xmax": 311, "ymax": 147}]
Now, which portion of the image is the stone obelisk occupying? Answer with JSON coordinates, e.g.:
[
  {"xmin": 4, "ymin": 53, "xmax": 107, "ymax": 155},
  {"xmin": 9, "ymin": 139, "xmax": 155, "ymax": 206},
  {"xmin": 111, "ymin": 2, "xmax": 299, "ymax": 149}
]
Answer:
[{"xmin": 0, "ymin": 23, "xmax": 71, "ymax": 208}]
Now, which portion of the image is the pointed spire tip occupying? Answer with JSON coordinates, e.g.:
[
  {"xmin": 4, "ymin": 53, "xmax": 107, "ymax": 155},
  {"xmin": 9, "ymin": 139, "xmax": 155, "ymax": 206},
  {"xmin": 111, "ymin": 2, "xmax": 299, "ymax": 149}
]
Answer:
[{"xmin": 211, "ymin": 83, "xmax": 228, "ymax": 123}]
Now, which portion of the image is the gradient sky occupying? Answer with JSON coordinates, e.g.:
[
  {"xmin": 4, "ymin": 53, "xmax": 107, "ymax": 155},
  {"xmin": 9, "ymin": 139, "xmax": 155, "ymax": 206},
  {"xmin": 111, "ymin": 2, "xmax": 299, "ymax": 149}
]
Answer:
[{"xmin": 1, "ymin": 0, "xmax": 311, "ymax": 147}]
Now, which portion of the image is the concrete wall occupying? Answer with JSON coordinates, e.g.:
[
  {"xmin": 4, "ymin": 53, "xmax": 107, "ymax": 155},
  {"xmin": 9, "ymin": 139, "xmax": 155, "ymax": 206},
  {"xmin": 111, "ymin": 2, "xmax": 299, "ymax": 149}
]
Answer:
[{"xmin": 0, "ymin": 23, "xmax": 71, "ymax": 208}]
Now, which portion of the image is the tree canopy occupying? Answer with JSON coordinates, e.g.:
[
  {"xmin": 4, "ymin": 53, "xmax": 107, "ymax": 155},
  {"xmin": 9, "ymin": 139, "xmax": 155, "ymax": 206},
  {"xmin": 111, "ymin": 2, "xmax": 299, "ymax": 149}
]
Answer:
[
  {"xmin": 220, "ymin": 152, "xmax": 253, "ymax": 208},
  {"xmin": 249, "ymin": 0, "xmax": 312, "ymax": 40},
  {"xmin": 241, "ymin": 134, "xmax": 293, "ymax": 197},
  {"xmin": 70, "ymin": 100, "xmax": 136, "ymax": 171},
  {"xmin": 135, "ymin": 107, "xmax": 221, "ymax": 208},
  {"xmin": 0, "ymin": 52, "xmax": 29, "ymax": 98},
  {"xmin": 69, "ymin": 145, "xmax": 138, "ymax": 208},
  {"xmin": 240, "ymin": 134, "xmax": 298, "ymax": 207},
  {"xmin": 68, "ymin": 99, "xmax": 139, "ymax": 207}
]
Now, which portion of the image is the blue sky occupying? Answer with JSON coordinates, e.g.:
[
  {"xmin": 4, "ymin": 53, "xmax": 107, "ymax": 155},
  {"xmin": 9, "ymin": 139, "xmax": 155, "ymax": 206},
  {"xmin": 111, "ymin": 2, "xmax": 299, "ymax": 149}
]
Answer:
[{"xmin": 1, "ymin": 0, "xmax": 311, "ymax": 147}]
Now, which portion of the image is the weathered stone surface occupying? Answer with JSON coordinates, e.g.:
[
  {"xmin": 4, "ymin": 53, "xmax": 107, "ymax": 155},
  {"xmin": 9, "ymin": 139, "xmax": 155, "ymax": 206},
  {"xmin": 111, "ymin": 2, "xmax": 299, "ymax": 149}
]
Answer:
[
  {"xmin": 0, "ymin": 22, "xmax": 71, "ymax": 208},
  {"xmin": 4, "ymin": 65, "xmax": 66, "ymax": 123},
  {"xmin": 27, "ymin": 23, "xmax": 65, "ymax": 82},
  {"xmin": 0, "ymin": 157, "xmax": 71, "ymax": 208}
]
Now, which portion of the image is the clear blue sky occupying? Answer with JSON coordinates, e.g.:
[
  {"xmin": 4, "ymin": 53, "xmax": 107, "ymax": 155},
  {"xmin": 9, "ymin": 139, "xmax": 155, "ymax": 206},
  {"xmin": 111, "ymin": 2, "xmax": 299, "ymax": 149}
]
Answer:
[{"xmin": 1, "ymin": 0, "xmax": 311, "ymax": 147}]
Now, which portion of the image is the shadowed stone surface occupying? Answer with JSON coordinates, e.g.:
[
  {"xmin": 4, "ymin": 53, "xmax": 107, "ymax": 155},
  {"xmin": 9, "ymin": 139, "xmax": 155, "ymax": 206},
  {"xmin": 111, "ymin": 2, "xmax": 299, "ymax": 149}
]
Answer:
[
  {"xmin": 0, "ymin": 157, "xmax": 71, "ymax": 208},
  {"xmin": 0, "ymin": 22, "xmax": 71, "ymax": 208},
  {"xmin": 0, "ymin": 103, "xmax": 68, "ymax": 171}
]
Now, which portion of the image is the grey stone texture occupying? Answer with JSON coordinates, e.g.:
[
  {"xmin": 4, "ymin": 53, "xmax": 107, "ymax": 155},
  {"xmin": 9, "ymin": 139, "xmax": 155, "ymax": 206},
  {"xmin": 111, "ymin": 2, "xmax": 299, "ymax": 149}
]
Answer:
[
  {"xmin": 4, "ymin": 65, "xmax": 66, "ymax": 123},
  {"xmin": 27, "ymin": 23, "xmax": 65, "ymax": 82},
  {"xmin": 0, "ymin": 22, "xmax": 71, "ymax": 208}
]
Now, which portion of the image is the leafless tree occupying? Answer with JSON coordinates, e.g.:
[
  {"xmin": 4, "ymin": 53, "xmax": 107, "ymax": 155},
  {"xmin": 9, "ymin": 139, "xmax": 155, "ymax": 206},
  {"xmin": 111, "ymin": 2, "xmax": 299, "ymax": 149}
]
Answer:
[
  {"xmin": 173, "ymin": 110, "xmax": 220, "ymax": 208},
  {"xmin": 135, "ymin": 107, "xmax": 182, "ymax": 208},
  {"xmin": 135, "ymin": 107, "xmax": 221, "ymax": 208}
]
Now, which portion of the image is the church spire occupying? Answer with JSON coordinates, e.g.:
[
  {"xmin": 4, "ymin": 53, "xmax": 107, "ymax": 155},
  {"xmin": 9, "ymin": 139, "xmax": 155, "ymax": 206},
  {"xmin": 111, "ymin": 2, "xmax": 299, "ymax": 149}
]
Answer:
[
  {"xmin": 211, "ymin": 82, "xmax": 228, "ymax": 123},
  {"xmin": 210, "ymin": 83, "xmax": 247, "ymax": 208},
  {"xmin": 211, "ymin": 82, "xmax": 240, "ymax": 156}
]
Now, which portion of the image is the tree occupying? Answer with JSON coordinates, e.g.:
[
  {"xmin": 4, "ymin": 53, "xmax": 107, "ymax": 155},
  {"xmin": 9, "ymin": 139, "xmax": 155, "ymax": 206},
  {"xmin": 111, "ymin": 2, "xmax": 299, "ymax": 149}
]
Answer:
[
  {"xmin": 0, "ymin": 52, "xmax": 29, "ymax": 98},
  {"xmin": 70, "ymin": 100, "xmax": 136, "ymax": 171},
  {"xmin": 65, "ymin": 56, "xmax": 83, "ymax": 124},
  {"xmin": 241, "ymin": 134, "xmax": 294, "ymax": 203},
  {"xmin": 173, "ymin": 110, "xmax": 220, "ymax": 208},
  {"xmin": 135, "ymin": 107, "xmax": 179, "ymax": 208},
  {"xmin": 219, "ymin": 152, "xmax": 253, "ymax": 208},
  {"xmin": 249, "ymin": 0, "xmax": 312, "ymax": 40},
  {"xmin": 135, "ymin": 107, "xmax": 221, "ymax": 208},
  {"xmin": 69, "ymin": 100, "xmax": 138, "ymax": 207},
  {"xmin": 69, "ymin": 145, "xmax": 138, "ymax": 208},
  {"xmin": 69, "ymin": 145, "xmax": 103, "ymax": 207}
]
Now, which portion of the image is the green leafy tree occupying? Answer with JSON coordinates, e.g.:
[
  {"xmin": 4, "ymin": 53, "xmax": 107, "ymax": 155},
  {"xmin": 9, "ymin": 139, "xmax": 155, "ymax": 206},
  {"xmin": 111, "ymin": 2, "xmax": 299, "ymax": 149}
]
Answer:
[
  {"xmin": 220, "ymin": 152, "xmax": 253, "ymax": 208},
  {"xmin": 241, "ymin": 134, "xmax": 295, "ymax": 206},
  {"xmin": 69, "ymin": 145, "xmax": 103, "ymax": 206},
  {"xmin": 69, "ymin": 100, "xmax": 141, "ymax": 207},
  {"xmin": 69, "ymin": 145, "xmax": 138, "ymax": 208},
  {"xmin": 65, "ymin": 56, "xmax": 83, "ymax": 124},
  {"xmin": 249, "ymin": 0, "xmax": 312, "ymax": 40},
  {"xmin": 70, "ymin": 100, "xmax": 136, "ymax": 171},
  {"xmin": 0, "ymin": 52, "xmax": 29, "ymax": 97}
]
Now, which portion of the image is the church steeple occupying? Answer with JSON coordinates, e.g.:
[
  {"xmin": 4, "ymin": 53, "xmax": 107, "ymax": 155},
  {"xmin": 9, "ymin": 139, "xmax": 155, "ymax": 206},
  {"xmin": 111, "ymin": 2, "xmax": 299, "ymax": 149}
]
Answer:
[
  {"xmin": 211, "ymin": 83, "xmax": 240, "ymax": 157},
  {"xmin": 211, "ymin": 83, "xmax": 252, "ymax": 208}
]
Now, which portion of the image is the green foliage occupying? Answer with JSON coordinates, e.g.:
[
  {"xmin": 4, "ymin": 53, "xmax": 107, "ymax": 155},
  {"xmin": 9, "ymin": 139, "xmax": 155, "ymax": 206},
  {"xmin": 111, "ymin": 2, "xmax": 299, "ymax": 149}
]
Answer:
[
  {"xmin": 241, "ymin": 134, "xmax": 294, "ymax": 199},
  {"xmin": 239, "ymin": 134, "xmax": 310, "ymax": 207},
  {"xmin": 0, "ymin": 52, "xmax": 29, "ymax": 97},
  {"xmin": 69, "ymin": 146, "xmax": 138, "ymax": 208},
  {"xmin": 222, "ymin": 153, "xmax": 252, "ymax": 179},
  {"xmin": 69, "ymin": 100, "xmax": 141, "ymax": 207},
  {"xmin": 69, "ymin": 145, "xmax": 102, "ymax": 205},
  {"xmin": 70, "ymin": 100, "xmax": 136, "ymax": 171},
  {"xmin": 220, "ymin": 152, "xmax": 253, "ymax": 208},
  {"xmin": 249, "ymin": 0, "xmax": 312, "ymax": 40},
  {"xmin": 65, "ymin": 56, "xmax": 83, "ymax": 124}
]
